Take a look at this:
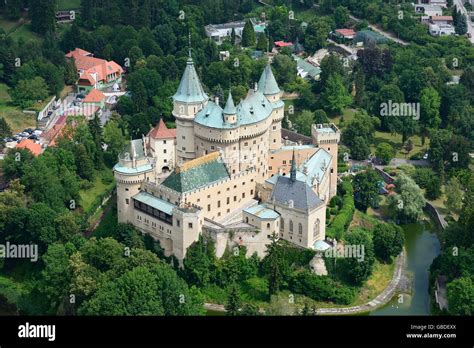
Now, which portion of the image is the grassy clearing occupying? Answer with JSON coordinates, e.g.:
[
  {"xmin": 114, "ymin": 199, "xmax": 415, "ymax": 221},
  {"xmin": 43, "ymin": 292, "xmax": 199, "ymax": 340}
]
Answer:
[
  {"xmin": 0, "ymin": 83, "xmax": 37, "ymax": 133},
  {"xmin": 78, "ymin": 169, "xmax": 115, "ymax": 213},
  {"xmin": 90, "ymin": 195, "xmax": 118, "ymax": 238},
  {"xmin": 372, "ymin": 131, "xmax": 428, "ymax": 158},
  {"xmin": 0, "ymin": 16, "xmax": 39, "ymax": 41}
]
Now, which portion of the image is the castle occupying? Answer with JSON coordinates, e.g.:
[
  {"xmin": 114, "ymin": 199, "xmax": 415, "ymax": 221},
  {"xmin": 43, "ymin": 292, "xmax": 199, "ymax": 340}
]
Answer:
[{"xmin": 114, "ymin": 55, "xmax": 341, "ymax": 263}]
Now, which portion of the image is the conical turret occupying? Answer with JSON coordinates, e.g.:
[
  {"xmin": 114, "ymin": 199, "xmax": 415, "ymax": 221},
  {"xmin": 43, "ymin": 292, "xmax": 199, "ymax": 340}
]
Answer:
[
  {"xmin": 258, "ymin": 63, "xmax": 280, "ymax": 96},
  {"xmin": 173, "ymin": 57, "xmax": 208, "ymax": 104}
]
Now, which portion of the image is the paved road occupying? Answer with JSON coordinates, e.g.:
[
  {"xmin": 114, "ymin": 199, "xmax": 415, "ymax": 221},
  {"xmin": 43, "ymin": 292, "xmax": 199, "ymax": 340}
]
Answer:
[
  {"xmin": 454, "ymin": 0, "xmax": 474, "ymax": 44},
  {"xmin": 349, "ymin": 14, "xmax": 409, "ymax": 46}
]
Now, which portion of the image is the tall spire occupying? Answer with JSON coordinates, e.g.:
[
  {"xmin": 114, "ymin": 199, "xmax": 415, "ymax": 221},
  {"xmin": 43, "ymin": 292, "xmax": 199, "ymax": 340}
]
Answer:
[
  {"xmin": 290, "ymin": 149, "xmax": 297, "ymax": 183},
  {"xmin": 173, "ymin": 42, "xmax": 208, "ymax": 104},
  {"xmin": 223, "ymin": 90, "xmax": 236, "ymax": 115},
  {"xmin": 188, "ymin": 31, "xmax": 192, "ymax": 59},
  {"xmin": 258, "ymin": 63, "xmax": 280, "ymax": 96}
]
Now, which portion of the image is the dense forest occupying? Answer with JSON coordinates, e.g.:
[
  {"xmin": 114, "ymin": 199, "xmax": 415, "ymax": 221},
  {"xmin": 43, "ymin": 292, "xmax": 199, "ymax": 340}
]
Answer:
[{"xmin": 0, "ymin": 0, "xmax": 473, "ymax": 315}]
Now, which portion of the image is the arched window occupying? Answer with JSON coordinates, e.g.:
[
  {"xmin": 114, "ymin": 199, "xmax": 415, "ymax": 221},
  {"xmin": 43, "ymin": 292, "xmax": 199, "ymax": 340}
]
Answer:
[
  {"xmin": 280, "ymin": 219, "xmax": 284, "ymax": 231},
  {"xmin": 289, "ymin": 220, "xmax": 293, "ymax": 232},
  {"xmin": 298, "ymin": 223, "xmax": 303, "ymax": 235},
  {"xmin": 267, "ymin": 223, "xmax": 270, "ymax": 229},
  {"xmin": 313, "ymin": 219, "xmax": 320, "ymax": 238}
]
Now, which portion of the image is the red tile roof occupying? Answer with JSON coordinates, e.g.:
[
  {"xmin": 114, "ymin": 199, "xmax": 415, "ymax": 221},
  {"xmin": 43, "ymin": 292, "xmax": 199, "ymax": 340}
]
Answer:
[
  {"xmin": 148, "ymin": 119, "xmax": 176, "ymax": 139},
  {"xmin": 274, "ymin": 41, "xmax": 293, "ymax": 47},
  {"xmin": 431, "ymin": 16, "xmax": 453, "ymax": 21},
  {"xmin": 16, "ymin": 139, "xmax": 42, "ymax": 156},
  {"xmin": 336, "ymin": 29, "xmax": 356, "ymax": 37},
  {"xmin": 66, "ymin": 48, "xmax": 124, "ymax": 87},
  {"xmin": 83, "ymin": 88, "xmax": 106, "ymax": 103}
]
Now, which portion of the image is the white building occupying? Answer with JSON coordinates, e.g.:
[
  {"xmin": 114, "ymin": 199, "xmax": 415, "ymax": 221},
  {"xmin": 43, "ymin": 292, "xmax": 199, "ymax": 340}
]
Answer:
[{"xmin": 429, "ymin": 23, "xmax": 456, "ymax": 36}]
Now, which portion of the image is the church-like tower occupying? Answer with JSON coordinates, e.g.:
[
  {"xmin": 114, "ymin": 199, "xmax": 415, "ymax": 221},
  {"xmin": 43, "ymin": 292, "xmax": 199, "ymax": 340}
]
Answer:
[{"xmin": 172, "ymin": 56, "xmax": 208, "ymax": 164}]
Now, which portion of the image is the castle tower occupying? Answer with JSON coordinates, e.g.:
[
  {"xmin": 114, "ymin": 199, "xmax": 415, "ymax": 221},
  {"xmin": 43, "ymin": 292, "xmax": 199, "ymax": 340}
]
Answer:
[
  {"xmin": 258, "ymin": 63, "xmax": 284, "ymax": 151},
  {"xmin": 311, "ymin": 124, "xmax": 341, "ymax": 198},
  {"xmin": 172, "ymin": 56, "xmax": 208, "ymax": 165},
  {"xmin": 114, "ymin": 139, "xmax": 155, "ymax": 223}
]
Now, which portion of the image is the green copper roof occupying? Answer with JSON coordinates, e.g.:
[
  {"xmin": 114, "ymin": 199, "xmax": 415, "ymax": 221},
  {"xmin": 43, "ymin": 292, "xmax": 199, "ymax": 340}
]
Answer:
[
  {"xmin": 258, "ymin": 64, "xmax": 280, "ymax": 95},
  {"xmin": 162, "ymin": 159, "xmax": 230, "ymax": 193},
  {"xmin": 173, "ymin": 58, "xmax": 208, "ymax": 103},
  {"xmin": 194, "ymin": 90, "xmax": 283, "ymax": 129},
  {"xmin": 223, "ymin": 91, "xmax": 236, "ymax": 115},
  {"xmin": 244, "ymin": 204, "xmax": 280, "ymax": 220},
  {"xmin": 133, "ymin": 192, "xmax": 176, "ymax": 215}
]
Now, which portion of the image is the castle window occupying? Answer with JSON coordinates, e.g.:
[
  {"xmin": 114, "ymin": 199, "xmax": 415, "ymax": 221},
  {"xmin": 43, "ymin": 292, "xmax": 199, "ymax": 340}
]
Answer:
[
  {"xmin": 126, "ymin": 198, "xmax": 129, "ymax": 205},
  {"xmin": 227, "ymin": 197, "xmax": 230, "ymax": 204},
  {"xmin": 177, "ymin": 219, "xmax": 180, "ymax": 227},
  {"xmin": 182, "ymin": 136, "xmax": 185, "ymax": 139},
  {"xmin": 242, "ymin": 192, "xmax": 245, "ymax": 198},
  {"xmin": 163, "ymin": 149, "xmax": 167, "ymax": 154},
  {"xmin": 125, "ymin": 188, "xmax": 129, "ymax": 191},
  {"xmin": 218, "ymin": 201, "xmax": 221, "ymax": 208},
  {"xmin": 244, "ymin": 142, "xmax": 248, "ymax": 146},
  {"xmin": 250, "ymin": 189, "xmax": 253, "ymax": 195},
  {"xmin": 253, "ymin": 140, "xmax": 256, "ymax": 144},
  {"xmin": 163, "ymin": 140, "xmax": 166, "ymax": 144},
  {"xmin": 267, "ymin": 223, "xmax": 270, "ymax": 229},
  {"xmin": 211, "ymin": 146, "xmax": 215, "ymax": 150},
  {"xmin": 313, "ymin": 219, "xmax": 320, "ymax": 238},
  {"xmin": 283, "ymin": 160, "xmax": 286, "ymax": 165},
  {"xmin": 298, "ymin": 223, "xmax": 303, "ymax": 235},
  {"xmin": 182, "ymin": 146, "xmax": 186, "ymax": 151},
  {"xmin": 188, "ymin": 222, "xmax": 193, "ymax": 228},
  {"xmin": 280, "ymin": 219, "xmax": 284, "ymax": 231},
  {"xmin": 289, "ymin": 220, "xmax": 293, "ymax": 232},
  {"xmin": 207, "ymin": 204, "xmax": 211, "ymax": 211},
  {"xmin": 269, "ymin": 166, "xmax": 273, "ymax": 170},
  {"xmin": 234, "ymin": 196, "xmax": 237, "ymax": 202}
]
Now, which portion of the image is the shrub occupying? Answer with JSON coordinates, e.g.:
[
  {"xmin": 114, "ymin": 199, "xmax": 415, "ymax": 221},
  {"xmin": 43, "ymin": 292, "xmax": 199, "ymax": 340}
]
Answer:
[{"xmin": 326, "ymin": 179, "xmax": 355, "ymax": 240}]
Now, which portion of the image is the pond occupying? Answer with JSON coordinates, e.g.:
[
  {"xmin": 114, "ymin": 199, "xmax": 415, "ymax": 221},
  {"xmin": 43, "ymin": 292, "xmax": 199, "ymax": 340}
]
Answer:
[{"xmin": 370, "ymin": 220, "xmax": 441, "ymax": 316}]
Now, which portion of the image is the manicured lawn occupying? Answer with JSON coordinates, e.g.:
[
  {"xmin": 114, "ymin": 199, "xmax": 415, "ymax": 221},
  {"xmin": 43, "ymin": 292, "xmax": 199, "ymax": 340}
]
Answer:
[
  {"xmin": 331, "ymin": 108, "xmax": 357, "ymax": 126},
  {"xmin": 0, "ymin": 83, "xmax": 37, "ymax": 133},
  {"xmin": 372, "ymin": 131, "xmax": 429, "ymax": 158},
  {"xmin": 78, "ymin": 169, "xmax": 115, "ymax": 213},
  {"xmin": 90, "ymin": 195, "xmax": 118, "ymax": 238}
]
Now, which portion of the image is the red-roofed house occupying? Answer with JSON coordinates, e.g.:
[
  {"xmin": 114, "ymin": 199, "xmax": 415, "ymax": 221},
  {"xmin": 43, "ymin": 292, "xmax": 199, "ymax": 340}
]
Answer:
[
  {"xmin": 147, "ymin": 119, "xmax": 177, "ymax": 173},
  {"xmin": 335, "ymin": 28, "xmax": 356, "ymax": 40},
  {"xmin": 66, "ymin": 48, "xmax": 124, "ymax": 94},
  {"xmin": 274, "ymin": 41, "xmax": 293, "ymax": 48},
  {"xmin": 430, "ymin": 15, "xmax": 453, "ymax": 24},
  {"xmin": 83, "ymin": 88, "xmax": 106, "ymax": 109},
  {"xmin": 16, "ymin": 139, "xmax": 42, "ymax": 156}
]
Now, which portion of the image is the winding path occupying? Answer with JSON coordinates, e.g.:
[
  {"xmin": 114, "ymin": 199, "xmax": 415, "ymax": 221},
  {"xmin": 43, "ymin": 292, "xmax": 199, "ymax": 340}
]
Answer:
[{"xmin": 204, "ymin": 249, "xmax": 406, "ymax": 315}]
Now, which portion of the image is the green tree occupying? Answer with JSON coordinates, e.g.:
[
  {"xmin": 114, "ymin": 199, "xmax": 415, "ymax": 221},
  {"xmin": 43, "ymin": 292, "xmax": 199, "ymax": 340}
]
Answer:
[
  {"xmin": 304, "ymin": 18, "xmax": 331, "ymax": 52},
  {"xmin": 11, "ymin": 77, "xmax": 49, "ymax": 108},
  {"xmin": 419, "ymin": 87, "xmax": 441, "ymax": 146},
  {"xmin": 295, "ymin": 110, "xmax": 314, "ymax": 136},
  {"xmin": 263, "ymin": 234, "xmax": 284, "ymax": 296},
  {"xmin": 183, "ymin": 237, "xmax": 216, "ymax": 287},
  {"xmin": 339, "ymin": 229, "xmax": 375, "ymax": 285},
  {"xmin": 256, "ymin": 33, "xmax": 267, "ymax": 51},
  {"xmin": 455, "ymin": 12, "xmax": 468, "ymax": 35},
  {"xmin": 273, "ymin": 54, "xmax": 296, "ymax": 86},
  {"xmin": 241, "ymin": 303, "xmax": 260, "ymax": 316},
  {"xmin": 321, "ymin": 74, "xmax": 352, "ymax": 115},
  {"xmin": 30, "ymin": 0, "xmax": 56, "ymax": 34},
  {"xmin": 314, "ymin": 109, "xmax": 329, "ymax": 124},
  {"xmin": 445, "ymin": 177, "xmax": 463, "ymax": 213},
  {"xmin": 388, "ymin": 173, "xmax": 426, "ymax": 223},
  {"xmin": 241, "ymin": 20, "xmax": 256, "ymax": 47},
  {"xmin": 353, "ymin": 169, "xmax": 381, "ymax": 212},
  {"xmin": 225, "ymin": 283, "xmax": 242, "ymax": 316},
  {"xmin": 376, "ymin": 142, "xmax": 395, "ymax": 165},
  {"xmin": 334, "ymin": 6, "xmax": 349, "ymax": 28},
  {"xmin": 373, "ymin": 223, "xmax": 404, "ymax": 262},
  {"xmin": 447, "ymin": 276, "xmax": 474, "ymax": 315}
]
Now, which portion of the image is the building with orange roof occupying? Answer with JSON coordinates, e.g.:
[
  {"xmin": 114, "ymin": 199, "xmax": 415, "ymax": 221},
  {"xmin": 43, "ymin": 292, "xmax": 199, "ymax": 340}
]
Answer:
[
  {"xmin": 83, "ymin": 88, "xmax": 106, "ymax": 109},
  {"xmin": 66, "ymin": 48, "xmax": 124, "ymax": 94},
  {"xmin": 16, "ymin": 139, "xmax": 42, "ymax": 157},
  {"xmin": 147, "ymin": 119, "xmax": 177, "ymax": 173}
]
